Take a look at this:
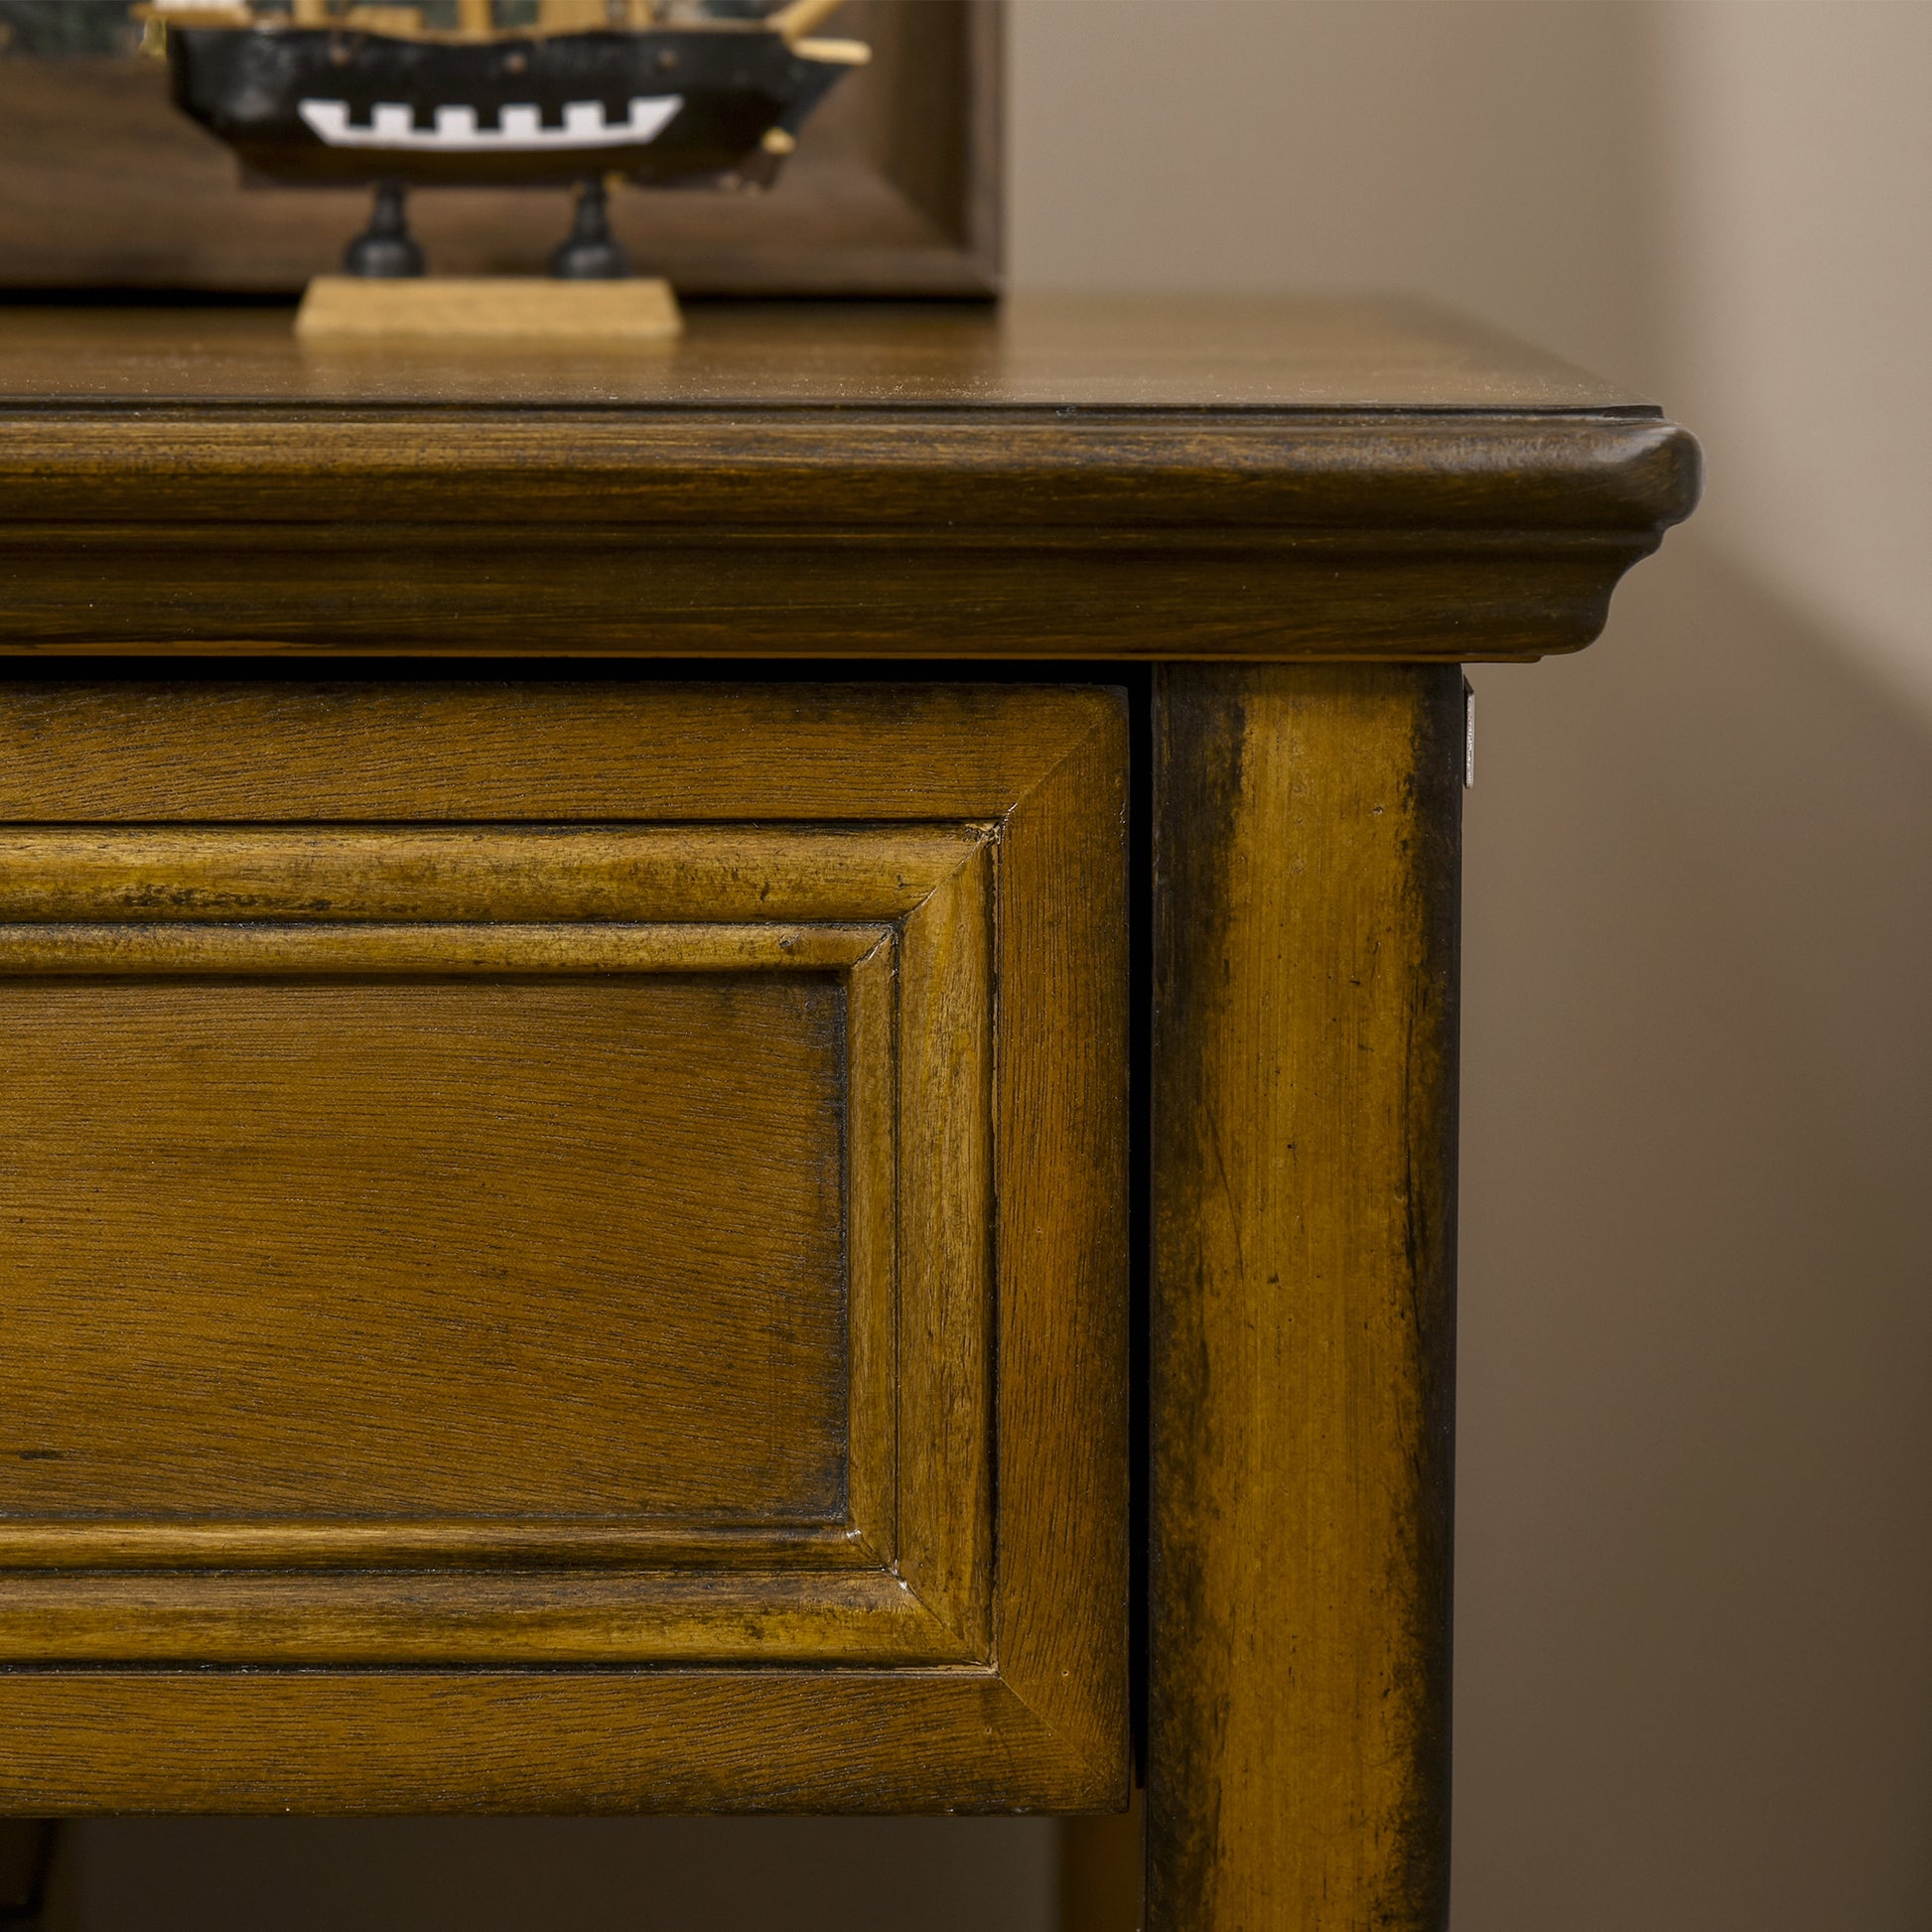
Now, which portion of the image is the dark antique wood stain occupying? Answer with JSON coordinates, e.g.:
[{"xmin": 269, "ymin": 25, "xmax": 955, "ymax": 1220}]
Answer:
[
  {"xmin": 0, "ymin": 975, "xmax": 850, "ymax": 1523},
  {"xmin": 0, "ymin": 298, "xmax": 1698, "ymax": 1930},
  {"xmin": 0, "ymin": 298, "xmax": 1697, "ymax": 660},
  {"xmin": 1150, "ymin": 667, "xmax": 1462, "ymax": 1932},
  {"xmin": 0, "ymin": 680, "xmax": 1127, "ymax": 1793}
]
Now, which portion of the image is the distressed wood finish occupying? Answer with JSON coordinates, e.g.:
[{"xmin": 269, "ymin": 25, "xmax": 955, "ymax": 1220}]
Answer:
[
  {"xmin": 0, "ymin": 821, "xmax": 981, "ymax": 919},
  {"xmin": 0, "ymin": 680, "xmax": 1128, "ymax": 1807},
  {"xmin": 1150, "ymin": 666, "xmax": 1463, "ymax": 1932},
  {"xmin": 1, "ymin": 973, "xmax": 856, "ymax": 1519},
  {"xmin": 0, "ymin": 298, "xmax": 1698, "ymax": 659},
  {"xmin": 0, "ymin": 301, "xmax": 1700, "ymax": 1915}
]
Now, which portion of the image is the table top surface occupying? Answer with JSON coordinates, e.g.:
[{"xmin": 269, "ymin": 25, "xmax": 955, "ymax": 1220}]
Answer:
[
  {"xmin": 0, "ymin": 293, "xmax": 1695, "ymax": 662},
  {"xmin": 0, "ymin": 294, "xmax": 1654, "ymax": 415}
]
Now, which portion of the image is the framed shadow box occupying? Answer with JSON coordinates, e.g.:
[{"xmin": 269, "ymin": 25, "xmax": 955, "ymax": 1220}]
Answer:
[{"xmin": 0, "ymin": 0, "xmax": 1001, "ymax": 295}]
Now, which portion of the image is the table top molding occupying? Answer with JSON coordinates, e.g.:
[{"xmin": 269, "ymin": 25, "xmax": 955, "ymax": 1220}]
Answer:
[{"xmin": 0, "ymin": 297, "xmax": 1699, "ymax": 660}]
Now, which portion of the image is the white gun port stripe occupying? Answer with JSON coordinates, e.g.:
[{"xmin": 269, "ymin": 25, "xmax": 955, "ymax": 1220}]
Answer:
[{"xmin": 298, "ymin": 96, "xmax": 684, "ymax": 153}]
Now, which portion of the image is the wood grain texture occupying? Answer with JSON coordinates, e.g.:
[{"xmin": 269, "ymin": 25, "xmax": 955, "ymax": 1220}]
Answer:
[
  {"xmin": 893, "ymin": 845, "xmax": 994, "ymax": 1649},
  {"xmin": 0, "ymin": 1571, "xmax": 971, "ymax": 1669},
  {"xmin": 0, "ymin": 920, "xmax": 882, "ymax": 974},
  {"xmin": 1149, "ymin": 666, "xmax": 1461, "ymax": 1931},
  {"xmin": 0, "ymin": 299, "xmax": 1698, "ymax": 659},
  {"xmin": 0, "ymin": 680, "xmax": 1107, "ymax": 821},
  {"xmin": 0, "ymin": 1674, "xmax": 1111, "ymax": 1815},
  {"xmin": 0, "ymin": 975, "xmax": 851, "ymax": 1520},
  {"xmin": 992, "ymin": 700, "xmax": 1131, "ymax": 1778},
  {"xmin": 0, "ymin": 680, "xmax": 1127, "ymax": 1802},
  {"xmin": 0, "ymin": 824, "xmax": 984, "ymax": 922},
  {"xmin": 0, "ymin": 296, "xmax": 1643, "ymax": 407}
]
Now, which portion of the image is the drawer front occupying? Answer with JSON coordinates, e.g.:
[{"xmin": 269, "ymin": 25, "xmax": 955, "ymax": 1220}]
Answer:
[{"xmin": 0, "ymin": 681, "xmax": 1126, "ymax": 1813}]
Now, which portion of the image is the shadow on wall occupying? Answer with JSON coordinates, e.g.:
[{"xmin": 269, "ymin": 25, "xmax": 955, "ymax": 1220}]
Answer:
[
  {"xmin": 1455, "ymin": 531, "xmax": 1932, "ymax": 1932},
  {"xmin": 47, "ymin": 1813, "xmax": 1057, "ymax": 1932}
]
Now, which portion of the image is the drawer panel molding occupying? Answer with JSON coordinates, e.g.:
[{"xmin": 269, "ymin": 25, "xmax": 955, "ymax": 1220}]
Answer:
[{"xmin": 0, "ymin": 682, "xmax": 1127, "ymax": 1811}]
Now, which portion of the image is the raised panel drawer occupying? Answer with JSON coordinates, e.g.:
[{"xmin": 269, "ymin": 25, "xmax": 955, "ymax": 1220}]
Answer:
[{"xmin": 0, "ymin": 679, "xmax": 1126, "ymax": 1813}]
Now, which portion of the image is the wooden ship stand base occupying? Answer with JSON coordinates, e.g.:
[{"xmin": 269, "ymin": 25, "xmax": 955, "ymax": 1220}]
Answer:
[{"xmin": 295, "ymin": 272, "xmax": 682, "ymax": 341}]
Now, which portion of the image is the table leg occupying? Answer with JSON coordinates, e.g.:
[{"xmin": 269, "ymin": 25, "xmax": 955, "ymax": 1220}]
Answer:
[
  {"xmin": 1149, "ymin": 665, "xmax": 1462, "ymax": 1931},
  {"xmin": 0, "ymin": 1821, "xmax": 61, "ymax": 1929},
  {"xmin": 1060, "ymin": 1791, "xmax": 1145, "ymax": 1932}
]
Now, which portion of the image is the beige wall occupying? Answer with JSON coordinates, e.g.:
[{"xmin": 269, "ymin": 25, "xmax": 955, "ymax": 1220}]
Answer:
[
  {"xmin": 1015, "ymin": 0, "xmax": 1932, "ymax": 711},
  {"xmin": 1657, "ymin": 1, "xmax": 1932, "ymax": 715},
  {"xmin": 1014, "ymin": 3, "xmax": 1932, "ymax": 1927}
]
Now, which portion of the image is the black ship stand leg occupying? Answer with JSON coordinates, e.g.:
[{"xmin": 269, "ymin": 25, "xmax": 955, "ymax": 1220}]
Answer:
[
  {"xmin": 343, "ymin": 181, "xmax": 426, "ymax": 279},
  {"xmin": 549, "ymin": 179, "xmax": 633, "ymax": 280}
]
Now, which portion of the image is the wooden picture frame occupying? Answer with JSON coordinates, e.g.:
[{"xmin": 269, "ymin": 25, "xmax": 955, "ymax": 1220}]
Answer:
[{"xmin": 0, "ymin": 1, "xmax": 1001, "ymax": 295}]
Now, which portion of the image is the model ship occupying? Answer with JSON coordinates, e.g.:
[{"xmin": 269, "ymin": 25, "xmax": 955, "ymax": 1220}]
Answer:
[{"xmin": 138, "ymin": 0, "xmax": 866, "ymax": 276}]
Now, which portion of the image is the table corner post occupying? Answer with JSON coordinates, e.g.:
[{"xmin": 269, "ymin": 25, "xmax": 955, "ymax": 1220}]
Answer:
[{"xmin": 1148, "ymin": 663, "xmax": 1462, "ymax": 1931}]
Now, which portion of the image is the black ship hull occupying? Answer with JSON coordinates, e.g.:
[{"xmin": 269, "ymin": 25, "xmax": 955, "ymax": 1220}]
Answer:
[{"xmin": 167, "ymin": 25, "xmax": 853, "ymax": 189}]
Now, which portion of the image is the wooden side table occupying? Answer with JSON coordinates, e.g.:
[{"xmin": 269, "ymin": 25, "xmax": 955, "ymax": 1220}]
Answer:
[{"xmin": 0, "ymin": 296, "xmax": 1696, "ymax": 1930}]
